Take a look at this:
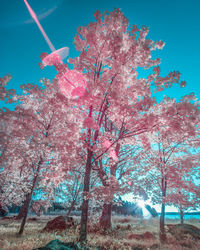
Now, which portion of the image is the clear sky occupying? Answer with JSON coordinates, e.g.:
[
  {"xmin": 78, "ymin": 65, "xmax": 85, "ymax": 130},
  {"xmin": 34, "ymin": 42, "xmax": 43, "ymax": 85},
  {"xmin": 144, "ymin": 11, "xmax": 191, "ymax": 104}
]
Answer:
[{"xmin": 1, "ymin": 0, "xmax": 200, "ymax": 212}]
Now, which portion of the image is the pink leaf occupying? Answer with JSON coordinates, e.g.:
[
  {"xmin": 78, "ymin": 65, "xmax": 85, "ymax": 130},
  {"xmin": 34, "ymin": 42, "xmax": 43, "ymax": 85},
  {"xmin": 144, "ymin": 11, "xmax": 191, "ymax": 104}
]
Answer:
[
  {"xmin": 42, "ymin": 47, "xmax": 69, "ymax": 66},
  {"xmin": 109, "ymin": 150, "xmax": 118, "ymax": 161},
  {"xmin": 59, "ymin": 70, "xmax": 87, "ymax": 98},
  {"xmin": 180, "ymin": 81, "xmax": 186, "ymax": 87},
  {"xmin": 71, "ymin": 86, "xmax": 86, "ymax": 97},
  {"xmin": 83, "ymin": 117, "xmax": 98, "ymax": 130},
  {"xmin": 103, "ymin": 140, "xmax": 112, "ymax": 149},
  {"xmin": 43, "ymin": 53, "xmax": 62, "ymax": 66}
]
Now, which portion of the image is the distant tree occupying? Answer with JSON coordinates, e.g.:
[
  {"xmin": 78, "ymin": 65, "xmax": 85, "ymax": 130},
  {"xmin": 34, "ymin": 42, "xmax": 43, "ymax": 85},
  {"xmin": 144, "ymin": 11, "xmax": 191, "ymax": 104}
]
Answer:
[{"xmin": 167, "ymin": 168, "xmax": 200, "ymax": 224}]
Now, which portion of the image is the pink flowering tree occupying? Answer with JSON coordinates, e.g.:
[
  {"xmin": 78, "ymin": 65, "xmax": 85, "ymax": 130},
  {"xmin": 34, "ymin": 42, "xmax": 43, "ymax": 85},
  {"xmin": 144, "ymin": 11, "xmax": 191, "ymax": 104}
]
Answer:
[
  {"xmin": 134, "ymin": 95, "xmax": 200, "ymax": 241},
  {"xmin": 0, "ymin": 77, "xmax": 81, "ymax": 235},
  {"xmin": 0, "ymin": 74, "xmax": 18, "ymax": 213},
  {"xmin": 0, "ymin": 74, "xmax": 17, "ymax": 154},
  {"xmin": 166, "ymin": 158, "xmax": 200, "ymax": 224},
  {"xmin": 37, "ymin": 8, "xmax": 184, "ymax": 242},
  {"xmin": 63, "ymin": 8, "xmax": 185, "ymax": 242}
]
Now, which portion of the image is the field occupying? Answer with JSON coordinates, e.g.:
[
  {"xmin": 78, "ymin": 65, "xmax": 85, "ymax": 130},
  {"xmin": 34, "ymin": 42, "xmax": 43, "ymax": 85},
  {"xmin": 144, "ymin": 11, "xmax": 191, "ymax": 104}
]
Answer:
[{"xmin": 0, "ymin": 214, "xmax": 199, "ymax": 250}]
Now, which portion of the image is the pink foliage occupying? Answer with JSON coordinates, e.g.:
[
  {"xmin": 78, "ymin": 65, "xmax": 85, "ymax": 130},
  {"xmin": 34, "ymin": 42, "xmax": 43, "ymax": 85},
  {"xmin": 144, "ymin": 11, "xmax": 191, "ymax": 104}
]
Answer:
[
  {"xmin": 83, "ymin": 117, "xmax": 98, "ymax": 130},
  {"xmin": 109, "ymin": 150, "xmax": 118, "ymax": 162},
  {"xmin": 103, "ymin": 140, "xmax": 112, "ymax": 149},
  {"xmin": 0, "ymin": 77, "xmax": 82, "ymax": 209},
  {"xmin": 0, "ymin": 74, "xmax": 16, "ymax": 103},
  {"xmin": 71, "ymin": 86, "xmax": 86, "ymax": 97},
  {"xmin": 135, "ymin": 96, "xmax": 200, "ymax": 210},
  {"xmin": 141, "ymin": 135, "xmax": 151, "ymax": 150},
  {"xmin": 59, "ymin": 70, "xmax": 87, "ymax": 98},
  {"xmin": 180, "ymin": 81, "xmax": 186, "ymax": 87},
  {"xmin": 43, "ymin": 53, "xmax": 62, "ymax": 66},
  {"xmin": 42, "ymin": 47, "xmax": 69, "ymax": 67}
]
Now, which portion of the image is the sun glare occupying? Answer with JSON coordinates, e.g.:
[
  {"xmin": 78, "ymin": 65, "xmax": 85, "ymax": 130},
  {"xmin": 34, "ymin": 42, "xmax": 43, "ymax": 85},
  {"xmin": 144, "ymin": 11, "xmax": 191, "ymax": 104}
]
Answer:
[
  {"xmin": 137, "ymin": 200, "xmax": 151, "ymax": 219},
  {"xmin": 137, "ymin": 199, "xmax": 145, "ymax": 208}
]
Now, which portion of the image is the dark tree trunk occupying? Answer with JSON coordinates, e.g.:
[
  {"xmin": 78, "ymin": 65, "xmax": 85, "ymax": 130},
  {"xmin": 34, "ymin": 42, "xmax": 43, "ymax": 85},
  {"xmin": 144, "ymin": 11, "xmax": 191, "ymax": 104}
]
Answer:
[
  {"xmin": 160, "ymin": 176, "xmax": 167, "ymax": 242},
  {"xmin": 99, "ymin": 202, "xmax": 112, "ymax": 230},
  {"xmin": 79, "ymin": 150, "xmax": 93, "ymax": 243},
  {"xmin": 18, "ymin": 157, "xmax": 43, "ymax": 236},
  {"xmin": 18, "ymin": 193, "xmax": 32, "ymax": 235},
  {"xmin": 180, "ymin": 208, "xmax": 184, "ymax": 224},
  {"xmin": 16, "ymin": 194, "xmax": 30, "ymax": 220},
  {"xmin": 160, "ymin": 201, "xmax": 166, "ymax": 242},
  {"xmin": 67, "ymin": 200, "xmax": 75, "ymax": 217}
]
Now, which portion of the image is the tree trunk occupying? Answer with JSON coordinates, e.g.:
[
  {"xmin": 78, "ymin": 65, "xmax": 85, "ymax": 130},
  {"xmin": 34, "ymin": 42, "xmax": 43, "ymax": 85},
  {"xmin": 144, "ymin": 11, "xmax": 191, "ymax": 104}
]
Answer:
[
  {"xmin": 18, "ymin": 157, "xmax": 43, "ymax": 236},
  {"xmin": 18, "ymin": 193, "xmax": 32, "ymax": 235},
  {"xmin": 160, "ymin": 201, "xmax": 166, "ymax": 242},
  {"xmin": 16, "ymin": 194, "xmax": 30, "ymax": 220},
  {"xmin": 180, "ymin": 208, "xmax": 184, "ymax": 224},
  {"xmin": 160, "ymin": 176, "xmax": 167, "ymax": 242},
  {"xmin": 67, "ymin": 200, "xmax": 75, "ymax": 217},
  {"xmin": 99, "ymin": 202, "xmax": 112, "ymax": 230},
  {"xmin": 79, "ymin": 150, "xmax": 93, "ymax": 243}
]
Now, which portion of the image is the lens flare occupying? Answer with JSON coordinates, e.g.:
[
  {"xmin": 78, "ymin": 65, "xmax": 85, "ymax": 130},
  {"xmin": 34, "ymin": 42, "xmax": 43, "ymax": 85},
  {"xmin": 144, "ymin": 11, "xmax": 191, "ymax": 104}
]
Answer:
[
  {"xmin": 59, "ymin": 70, "xmax": 87, "ymax": 98},
  {"xmin": 24, "ymin": 0, "xmax": 69, "ymax": 63},
  {"xmin": 137, "ymin": 200, "xmax": 145, "ymax": 208},
  {"xmin": 24, "ymin": 0, "xmax": 56, "ymax": 52},
  {"xmin": 42, "ymin": 47, "xmax": 69, "ymax": 66},
  {"xmin": 137, "ymin": 200, "xmax": 151, "ymax": 219}
]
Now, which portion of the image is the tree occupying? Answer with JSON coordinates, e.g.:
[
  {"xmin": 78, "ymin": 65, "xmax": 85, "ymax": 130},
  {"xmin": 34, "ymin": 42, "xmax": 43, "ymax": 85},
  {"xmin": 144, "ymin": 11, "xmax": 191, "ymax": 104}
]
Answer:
[
  {"xmin": 135, "ymin": 95, "xmax": 200, "ymax": 241},
  {"xmin": 166, "ymin": 163, "xmax": 200, "ymax": 224},
  {"xmin": 37, "ymin": 7, "xmax": 184, "ymax": 242},
  {"xmin": 0, "ymin": 74, "xmax": 18, "ymax": 214},
  {"xmin": 0, "ymin": 74, "xmax": 16, "ymax": 158},
  {"xmin": 0, "ymin": 78, "xmax": 81, "ymax": 235},
  {"xmin": 62, "ymin": 8, "xmax": 185, "ymax": 242}
]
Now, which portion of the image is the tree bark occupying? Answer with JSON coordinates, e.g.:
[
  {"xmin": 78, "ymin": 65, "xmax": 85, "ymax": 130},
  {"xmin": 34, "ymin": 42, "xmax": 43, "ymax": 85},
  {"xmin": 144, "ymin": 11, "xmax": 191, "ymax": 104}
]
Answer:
[
  {"xmin": 99, "ymin": 202, "xmax": 112, "ymax": 230},
  {"xmin": 160, "ymin": 201, "xmax": 166, "ymax": 242},
  {"xmin": 79, "ymin": 149, "xmax": 93, "ymax": 243},
  {"xmin": 18, "ymin": 157, "xmax": 43, "ymax": 236},
  {"xmin": 67, "ymin": 200, "xmax": 75, "ymax": 217},
  {"xmin": 180, "ymin": 208, "xmax": 184, "ymax": 224},
  {"xmin": 18, "ymin": 192, "xmax": 32, "ymax": 236},
  {"xmin": 16, "ymin": 194, "xmax": 30, "ymax": 220},
  {"xmin": 160, "ymin": 176, "xmax": 167, "ymax": 242}
]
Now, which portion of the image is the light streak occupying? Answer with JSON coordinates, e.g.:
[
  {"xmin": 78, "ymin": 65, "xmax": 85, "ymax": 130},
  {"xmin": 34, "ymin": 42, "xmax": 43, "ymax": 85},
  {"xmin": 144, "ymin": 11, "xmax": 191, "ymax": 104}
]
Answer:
[{"xmin": 24, "ymin": 0, "xmax": 56, "ymax": 52}]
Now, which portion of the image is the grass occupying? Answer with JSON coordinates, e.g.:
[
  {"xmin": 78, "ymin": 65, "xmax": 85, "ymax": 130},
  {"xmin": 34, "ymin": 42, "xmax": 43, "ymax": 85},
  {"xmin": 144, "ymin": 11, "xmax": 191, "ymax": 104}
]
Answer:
[{"xmin": 0, "ymin": 214, "xmax": 199, "ymax": 249}]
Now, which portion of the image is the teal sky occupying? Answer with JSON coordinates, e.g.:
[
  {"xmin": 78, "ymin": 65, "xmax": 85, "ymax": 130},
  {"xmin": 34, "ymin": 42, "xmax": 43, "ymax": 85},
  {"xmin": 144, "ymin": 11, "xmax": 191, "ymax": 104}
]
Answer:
[
  {"xmin": 1, "ymin": 0, "xmax": 200, "ymax": 103},
  {"xmin": 1, "ymin": 1, "xmax": 200, "ymax": 212}
]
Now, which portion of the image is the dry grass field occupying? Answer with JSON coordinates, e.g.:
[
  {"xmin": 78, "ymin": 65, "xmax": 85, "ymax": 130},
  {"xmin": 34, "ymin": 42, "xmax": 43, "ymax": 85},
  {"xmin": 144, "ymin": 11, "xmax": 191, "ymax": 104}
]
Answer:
[{"xmin": 0, "ymin": 215, "xmax": 199, "ymax": 249}]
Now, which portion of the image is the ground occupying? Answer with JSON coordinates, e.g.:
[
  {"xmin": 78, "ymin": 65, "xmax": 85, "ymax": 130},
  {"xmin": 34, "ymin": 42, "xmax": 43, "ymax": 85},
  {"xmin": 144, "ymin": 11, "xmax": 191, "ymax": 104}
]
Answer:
[{"xmin": 0, "ymin": 214, "xmax": 199, "ymax": 249}]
